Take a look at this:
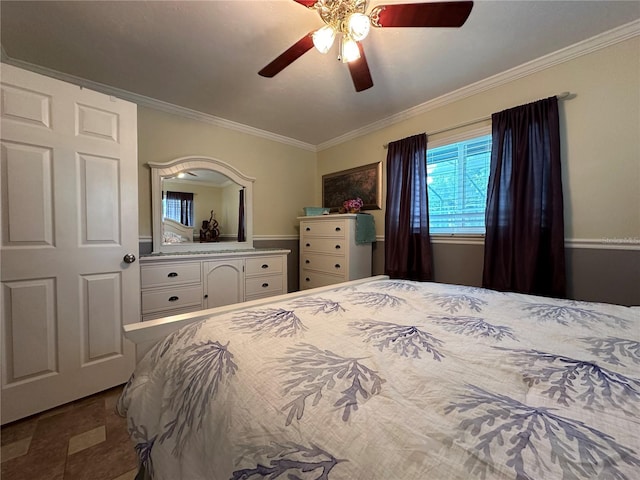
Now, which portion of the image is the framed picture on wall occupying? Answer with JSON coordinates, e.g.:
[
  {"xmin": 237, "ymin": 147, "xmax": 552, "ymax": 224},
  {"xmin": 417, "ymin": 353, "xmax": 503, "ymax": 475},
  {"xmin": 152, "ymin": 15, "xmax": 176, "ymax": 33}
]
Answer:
[{"xmin": 322, "ymin": 161, "xmax": 382, "ymax": 211}]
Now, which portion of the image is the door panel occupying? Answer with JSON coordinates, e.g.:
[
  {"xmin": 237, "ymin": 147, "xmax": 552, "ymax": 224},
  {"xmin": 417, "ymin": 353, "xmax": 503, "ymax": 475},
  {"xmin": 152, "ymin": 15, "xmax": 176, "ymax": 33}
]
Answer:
[
  {"xmin": 0, "ymin": 64, "xmax": 139, "ymax": 424},
  {"xmin": 2, "ymin": 142, "xmax": 54, "ymax": 245},
  {"xmin": 3, "ymin": 279, "xmax": 57, "ymax": 382}
]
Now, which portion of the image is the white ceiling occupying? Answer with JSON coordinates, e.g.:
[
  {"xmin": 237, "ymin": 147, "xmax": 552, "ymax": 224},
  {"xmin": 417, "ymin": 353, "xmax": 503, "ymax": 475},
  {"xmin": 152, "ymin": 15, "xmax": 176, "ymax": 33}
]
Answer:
[{"xmin": 1, "ymin": 1, "xmax": 639, "ymax": 148}]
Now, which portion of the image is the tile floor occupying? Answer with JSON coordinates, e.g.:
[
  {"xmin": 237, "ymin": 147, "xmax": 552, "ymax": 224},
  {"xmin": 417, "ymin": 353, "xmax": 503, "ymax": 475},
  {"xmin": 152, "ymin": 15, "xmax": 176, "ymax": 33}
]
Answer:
[{"xmin": 1, "ymin": 385, "xmax": 139, "ymax": 480}]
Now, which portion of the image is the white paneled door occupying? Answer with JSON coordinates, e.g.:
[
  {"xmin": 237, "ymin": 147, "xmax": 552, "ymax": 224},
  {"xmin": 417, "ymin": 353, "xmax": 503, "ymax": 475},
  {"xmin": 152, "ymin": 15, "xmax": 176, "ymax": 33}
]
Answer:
[{"xmin": 0, "ymin": 64, "xmax": 140, "ymax": 424}]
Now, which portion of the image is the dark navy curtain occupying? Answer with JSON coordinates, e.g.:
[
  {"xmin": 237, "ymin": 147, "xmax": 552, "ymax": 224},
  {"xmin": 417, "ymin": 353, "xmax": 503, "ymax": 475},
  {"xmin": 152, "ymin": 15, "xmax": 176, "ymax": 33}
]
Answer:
[
  {"xmin": 237, "ymin": 188, "xmax": 246, "ymax": 242},
  {"xmin": 482, "ymin": 96, "xmax": 566, "ymax": 297},
  {"xmin": 384, "ymin": 133, "xmax": 433, "ymax": 281}
]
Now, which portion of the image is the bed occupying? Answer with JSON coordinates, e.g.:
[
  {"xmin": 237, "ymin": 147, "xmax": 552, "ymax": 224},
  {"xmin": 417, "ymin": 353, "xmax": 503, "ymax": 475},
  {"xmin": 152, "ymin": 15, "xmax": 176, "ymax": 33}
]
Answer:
[
  {"xmin": 118, "ymin": 276, "xmax": 639, "ymax": 480},
  {"xmin": 162, "ymin": 217, "xmax": 194, "ymax": 243}
]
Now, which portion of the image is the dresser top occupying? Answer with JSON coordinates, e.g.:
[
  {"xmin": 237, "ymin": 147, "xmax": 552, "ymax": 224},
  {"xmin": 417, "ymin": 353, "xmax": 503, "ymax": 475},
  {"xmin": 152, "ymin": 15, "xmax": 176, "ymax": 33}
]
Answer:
[{"xmin": 140, "ymin": 248, "xmax": 290, "ymax": 262}]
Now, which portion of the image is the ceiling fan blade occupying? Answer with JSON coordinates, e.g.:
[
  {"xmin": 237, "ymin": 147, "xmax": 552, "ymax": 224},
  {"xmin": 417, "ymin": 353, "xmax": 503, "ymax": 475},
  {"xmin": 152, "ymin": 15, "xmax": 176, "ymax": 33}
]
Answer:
[
  {"xmin": 347, "ymin": 43, "xmax": 373, "ymax": 92},
  {"xmin": 371, "ymin": 1, "xmax": 473, "ymax": 28},
  {"xmin": 258, "ymin": 33, "xmax": 315, "ymax": 77},
  {"xmin": 292, "ymin": 0, "xmax": 318, "ymax": 7}
]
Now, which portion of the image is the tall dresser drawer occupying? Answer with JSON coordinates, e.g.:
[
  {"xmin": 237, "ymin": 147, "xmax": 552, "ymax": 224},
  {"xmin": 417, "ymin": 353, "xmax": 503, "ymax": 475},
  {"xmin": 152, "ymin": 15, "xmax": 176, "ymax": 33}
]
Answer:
[
  {"xmin": 301, "ymin": 252, "xmax": 346, "ymax": 275},
  {"xmin": 141, "ymin": 284, "xmax": 203, "ymax": 314},
  {"xmin": 301, "ymin": 220, "xmax": 346, "ymax": 237},
  {"xmin": 301, "ymin": 237, "xmax": 346, "ymax": 253},
  {"xmin": 141, "ymin": 263, "xmax": 201, "ymax": 288},
  {"xmin": 246, "ymin": 256, "xmax": 284, "ymax": 275},
  {"xmin": 300, "ymin": 270, "xmax": 345, "ymax": 289}
]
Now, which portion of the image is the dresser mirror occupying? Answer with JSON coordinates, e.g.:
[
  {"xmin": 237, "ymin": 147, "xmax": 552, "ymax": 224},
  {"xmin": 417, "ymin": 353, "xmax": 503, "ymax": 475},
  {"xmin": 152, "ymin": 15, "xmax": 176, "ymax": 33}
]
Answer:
[{"xmin": 149, "ymin": 156, "xmax": 254, "ymax": 253}]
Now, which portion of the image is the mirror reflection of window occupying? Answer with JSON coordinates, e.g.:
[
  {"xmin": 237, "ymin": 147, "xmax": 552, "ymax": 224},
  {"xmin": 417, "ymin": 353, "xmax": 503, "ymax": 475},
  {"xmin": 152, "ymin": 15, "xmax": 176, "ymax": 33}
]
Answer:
[
  {"xmin": 150, "ymin": 157, "xmax": 255, "ymax": 253},
  {"xmin": 162, "ymin": 191, "xmax": 194, "ymax": 226},
  {"xmin": 161, "ymin": 169, "xmax": 241, "ymax": 242}
]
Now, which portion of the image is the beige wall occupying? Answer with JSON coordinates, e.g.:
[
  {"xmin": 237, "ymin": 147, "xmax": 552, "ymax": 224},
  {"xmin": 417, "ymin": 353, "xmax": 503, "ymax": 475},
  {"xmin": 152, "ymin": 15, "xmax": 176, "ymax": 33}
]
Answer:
[
  {"xmin": 316, "ymin": 37, "xmax": 640, "ymax": 242},
  {"xmin": 137, "ymin": 107, "xmax": 317, "ymax": 239}
]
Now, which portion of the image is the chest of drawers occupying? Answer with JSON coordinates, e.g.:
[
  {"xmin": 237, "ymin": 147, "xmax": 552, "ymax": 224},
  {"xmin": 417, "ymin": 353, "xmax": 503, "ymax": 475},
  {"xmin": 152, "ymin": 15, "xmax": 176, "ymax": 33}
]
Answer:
[{"xmin": 299, "ymin": 215, "xmax": 372, "ymax": 290}]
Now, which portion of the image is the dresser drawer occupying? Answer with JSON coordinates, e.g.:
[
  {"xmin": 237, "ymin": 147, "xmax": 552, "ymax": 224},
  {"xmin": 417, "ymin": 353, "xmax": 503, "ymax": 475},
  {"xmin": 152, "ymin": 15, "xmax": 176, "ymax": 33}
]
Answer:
[
  {"xmin": 301, "ymin": 252, "xmax": 347, "ymax": 275},
  {"xmin": 301, "ymin": 220, "xmax": 346, "ymax": 237},
  {"xmin": 141, "ymin": 263, "xmax": 201, "ymax": 288},
  {"xmin": 246, "ymin": 256, "xmax": 284, "ymax": 276},
  {"xmin": 245, "ymin": 274, "xmax": 284, "ymax": 297},
  {"xmin": 300, "ymin": 270, "xmax": 345, "ymax": 290},
  {"xmin": 141, "ymin": 284, "xmax": 203, "ymax": 314},
  {"xmin": 301, "ymin": 237, "xmax": 346, "ymax": 254}
]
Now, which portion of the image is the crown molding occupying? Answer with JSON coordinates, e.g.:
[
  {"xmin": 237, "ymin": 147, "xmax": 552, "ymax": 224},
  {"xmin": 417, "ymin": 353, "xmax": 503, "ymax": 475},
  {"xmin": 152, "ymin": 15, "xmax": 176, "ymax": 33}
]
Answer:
[
  {"xmin": 0, "ymin": 53, "xmax": 317, "ymax": 153},
  {"xmin": 317, "ymin": 19, "xmax": 640, "ymax": 151},
  {"xmin": 3, "ymin": 19, "xmax": 637, "ymax": 154}
]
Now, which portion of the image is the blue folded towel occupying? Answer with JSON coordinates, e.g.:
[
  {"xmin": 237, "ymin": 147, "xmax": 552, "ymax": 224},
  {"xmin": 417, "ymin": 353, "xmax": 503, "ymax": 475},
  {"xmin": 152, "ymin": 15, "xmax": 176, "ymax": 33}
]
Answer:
[{"xmin": 355, "ymin": 213, "xmax": 376, "ymax": 244}]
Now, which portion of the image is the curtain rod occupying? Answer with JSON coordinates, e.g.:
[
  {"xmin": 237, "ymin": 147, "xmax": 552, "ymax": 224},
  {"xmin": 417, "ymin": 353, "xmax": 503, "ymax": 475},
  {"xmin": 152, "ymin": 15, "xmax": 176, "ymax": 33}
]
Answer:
[{"xmin": 383, "ymin": 92, "xmax": 573, "ymax": 149}]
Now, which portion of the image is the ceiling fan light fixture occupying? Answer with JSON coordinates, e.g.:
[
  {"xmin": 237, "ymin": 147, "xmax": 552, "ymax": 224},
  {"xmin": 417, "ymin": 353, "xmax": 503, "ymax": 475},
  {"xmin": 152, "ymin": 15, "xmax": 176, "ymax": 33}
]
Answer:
[
  {"xmin": 312, "ymin": 25, "xmax": 336, "ymax": 54},
  {"xmin": 347, "ymin": 12, "xmax": 370, "ymax": 41},
  {"xmin": 340, "ymin": 34, "xmax": 360, "ymax": 63}
]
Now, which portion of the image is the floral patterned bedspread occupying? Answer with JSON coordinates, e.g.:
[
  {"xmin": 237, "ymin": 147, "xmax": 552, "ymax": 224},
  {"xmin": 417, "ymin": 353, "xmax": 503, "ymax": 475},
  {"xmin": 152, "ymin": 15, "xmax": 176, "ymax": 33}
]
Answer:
[{"xmin": 118, "ymin": 279, "xmax": 640, "ymax": 480}]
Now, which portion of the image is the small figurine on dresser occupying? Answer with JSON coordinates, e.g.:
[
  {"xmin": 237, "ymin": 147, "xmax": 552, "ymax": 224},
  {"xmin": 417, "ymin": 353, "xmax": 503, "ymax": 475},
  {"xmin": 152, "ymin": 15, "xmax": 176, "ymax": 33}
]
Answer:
[{"xmin": 199, "ymin": 210, "xmax": 220, "ymax": 242}]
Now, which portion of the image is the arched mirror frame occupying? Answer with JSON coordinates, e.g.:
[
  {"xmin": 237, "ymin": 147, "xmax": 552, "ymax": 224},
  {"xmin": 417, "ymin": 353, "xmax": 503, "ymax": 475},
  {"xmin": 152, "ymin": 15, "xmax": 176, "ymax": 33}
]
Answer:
[{"xmin": 149, "ymin": 156, "xmax": 255, "ymax": 253}]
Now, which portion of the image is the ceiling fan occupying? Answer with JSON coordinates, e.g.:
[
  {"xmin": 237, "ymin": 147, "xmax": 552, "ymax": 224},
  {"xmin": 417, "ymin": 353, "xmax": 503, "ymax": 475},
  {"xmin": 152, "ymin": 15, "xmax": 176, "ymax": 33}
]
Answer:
[{"xmin": 258, "ymin": 0, "xmax": 474, "ymax": 92}]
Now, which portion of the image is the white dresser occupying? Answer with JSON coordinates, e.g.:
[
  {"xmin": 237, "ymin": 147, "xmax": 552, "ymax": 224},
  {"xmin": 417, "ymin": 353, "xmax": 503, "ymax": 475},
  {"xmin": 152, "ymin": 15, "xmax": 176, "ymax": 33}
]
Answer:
[
  {"xmin": 299, "ymin": 215, "xmax": 372, "ymax": 290},
  {"xmin": 140, "ymin": 249, "xmax": 289, "ymax": 321}
]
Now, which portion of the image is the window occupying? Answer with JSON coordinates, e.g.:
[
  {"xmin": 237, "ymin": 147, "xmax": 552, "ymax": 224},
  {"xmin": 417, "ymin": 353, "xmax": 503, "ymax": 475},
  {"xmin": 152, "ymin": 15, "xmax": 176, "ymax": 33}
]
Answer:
[
  {"xmin": 162, "ymin": 191, "xmax": 194, "ymax": 226},
  {"xmin": 427, "ymin": 133, "xmax": 491, "ymax": 234}
]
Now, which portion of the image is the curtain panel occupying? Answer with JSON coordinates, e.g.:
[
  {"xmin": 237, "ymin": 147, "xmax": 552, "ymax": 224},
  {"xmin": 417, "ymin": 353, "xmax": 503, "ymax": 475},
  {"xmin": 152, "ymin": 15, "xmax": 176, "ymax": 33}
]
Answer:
[
  {"xmin": 237, "ymin": 188, "xmax": 246, "ymax": 242},
  {"xmin": 482, "ymin": 96, "xmax": 566, "ymax": 297},
  {"xmin": 384, "ymin": 133, "xmax": 433, "ymax": 281}
]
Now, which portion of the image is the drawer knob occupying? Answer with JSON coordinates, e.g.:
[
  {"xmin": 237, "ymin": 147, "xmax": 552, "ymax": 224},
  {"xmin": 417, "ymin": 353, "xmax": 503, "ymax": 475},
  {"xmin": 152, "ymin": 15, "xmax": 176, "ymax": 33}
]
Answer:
[
  {"xmin": 335, "ymin": 227, "xmax": 341, "ymax": 231},
  {"xmin": 305, "ymin": 277, "xmax": 311, "ymax": 282},
  {"xmin": 335, "ymin": 245, "xmax": 341, "ymax": 249},
  {"xmin": 167, "ymin": 272, "xmax": 178, "ymax": 278},
  {"xmin": 261, "ymin": 264, "xmax": 269, "ymax": 269},
  {"xmin": 262, "ymin": 283, "xmax": 269, "ymax": 288},
  {"xmin": 168, "ymin": 296, "xmax": 179, "ymax": 302},
  {"xmin": 306, "ymin": 243, "xmax": 311, "ymax": 247},
  {"xmin": 204, "ymin": 294, "xmax": 208, "ymax": 299},
  {"xmin": 305, "ymin": 227, "xmax": 311, "ymax": 231},
  {"xmin": 335, "ymin": 264, "xmax": 341, "ymax": 269},
  {"xmin": 305, "ymin": 259, "xmax": 310, "ymax": 264}
]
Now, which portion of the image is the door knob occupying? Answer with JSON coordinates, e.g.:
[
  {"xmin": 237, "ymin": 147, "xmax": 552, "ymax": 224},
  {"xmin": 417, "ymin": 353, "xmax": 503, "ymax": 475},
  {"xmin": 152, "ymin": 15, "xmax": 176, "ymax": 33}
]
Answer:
[{"xmin": 123, "ymin": 253, "xmax": 136, "ymax": 264}]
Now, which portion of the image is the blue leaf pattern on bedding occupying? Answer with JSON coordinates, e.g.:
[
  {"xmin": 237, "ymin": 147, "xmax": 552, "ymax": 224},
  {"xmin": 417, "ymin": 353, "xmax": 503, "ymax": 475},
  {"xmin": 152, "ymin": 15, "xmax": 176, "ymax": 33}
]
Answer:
[
  {"xmin": 445, "ymin": 384, "xmax": 640, "ymax": 480},
  {"xmin": 279, "ymin": 343, "xmax": 384, "ymax": 425},
  {"xmin": 159, "ymin": 340, "xmax": 238, "ymax": 454},
  {"xmin": 350, "ymin": 319, "xmax": 444, "ymax": 360},
  {"xmin": 231, "ymin": 442, "xmax": 342, "ymax": 479},
  {"xmin": 370, "ymin": 279, "xmax": 419, "ymax": 292},
  {"xmin": 153, "ymin": 320, "xmax": 206, "ymax": 362},
  {"xmin": 431, "ymin": 316, "xmax": 516, "ymax": 341},
  {"xmin": 347, "ymin": 291, "xmax": 406, "ymax": 308},
  {"xmin": 231, "ymin": 308, "xmax": 307, "ymax": 337},
  {"xmin": 581, "ymin": 337, "xmax": 640, "ymax": 367},
  {"xmin": 128, "ymin": 418, "xmax": 156, "ymax": 477},
  {"xmin": 494, "ymin": 348, "xmax": 640, "ymax": 412},
  {"xmin": 521, "ymin": 303, "xmax": 629, "ymax": 328},
  {"xmin": 423, "ymin": 293, "xmax": 487, "ymax": 313},
  {"xmin": 290, "ymin": 297, "xmax": 346, "ymax": 314}
]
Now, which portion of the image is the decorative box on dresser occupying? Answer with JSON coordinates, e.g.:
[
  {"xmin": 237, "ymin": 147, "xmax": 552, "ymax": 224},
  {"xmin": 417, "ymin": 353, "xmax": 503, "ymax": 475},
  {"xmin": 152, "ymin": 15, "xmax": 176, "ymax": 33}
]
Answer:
[
  {"xmin": 299, "ymin": 214, "xmax": 373, "ymax": 290},
  {"xmin": 140, "ymin": 249, "xmax": 289, "ymax": 321}
]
